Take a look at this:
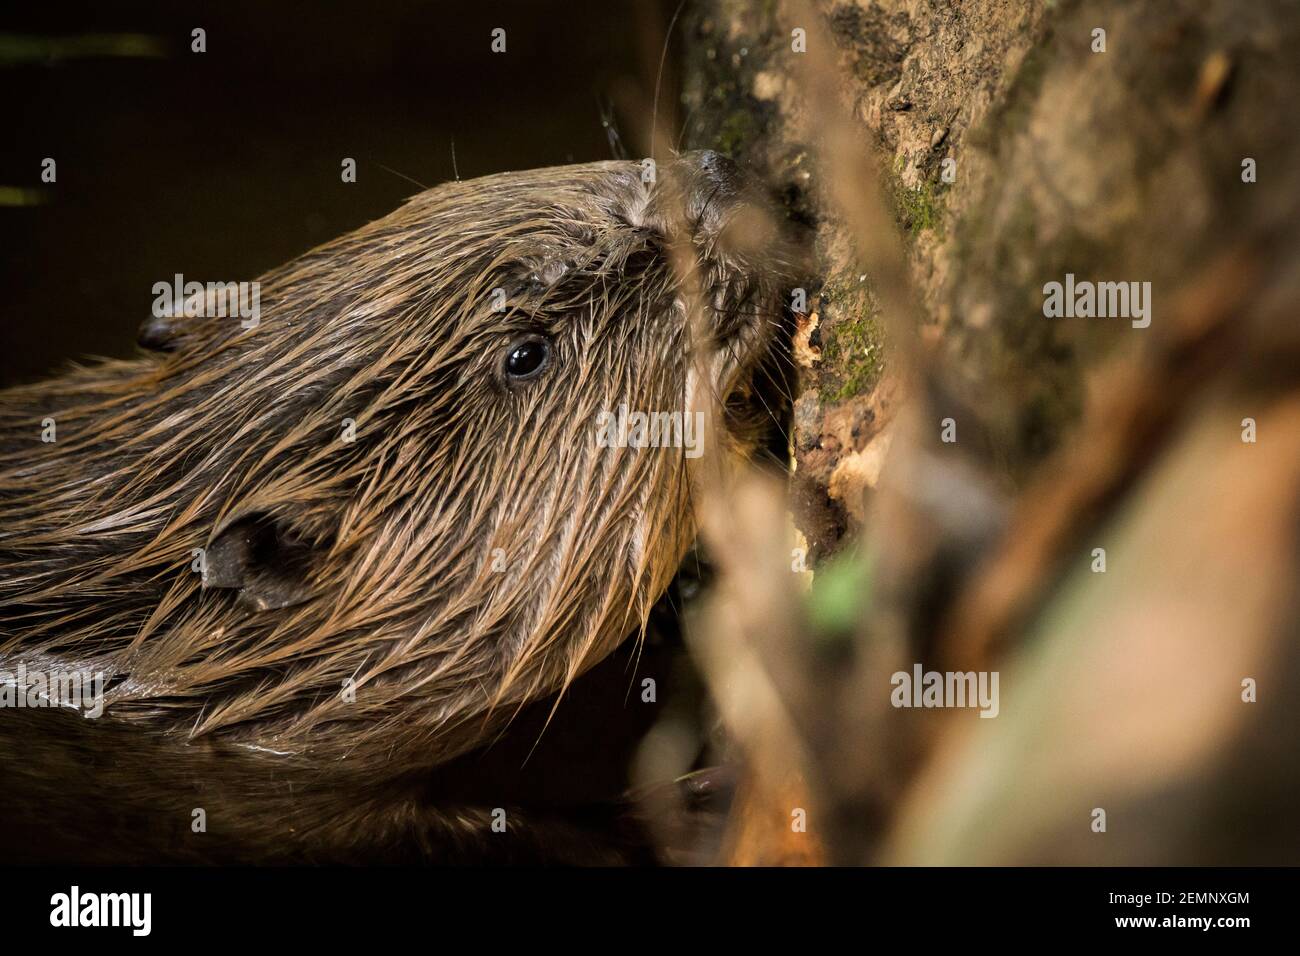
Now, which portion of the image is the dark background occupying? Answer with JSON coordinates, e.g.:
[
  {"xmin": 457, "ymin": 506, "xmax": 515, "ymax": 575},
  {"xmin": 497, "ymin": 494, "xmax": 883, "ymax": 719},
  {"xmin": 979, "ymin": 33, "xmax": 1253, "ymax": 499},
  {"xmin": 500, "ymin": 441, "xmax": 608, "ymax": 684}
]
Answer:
[{"xmin": 0, "ymin": 0, "xmax": 680, "ymax": 387}]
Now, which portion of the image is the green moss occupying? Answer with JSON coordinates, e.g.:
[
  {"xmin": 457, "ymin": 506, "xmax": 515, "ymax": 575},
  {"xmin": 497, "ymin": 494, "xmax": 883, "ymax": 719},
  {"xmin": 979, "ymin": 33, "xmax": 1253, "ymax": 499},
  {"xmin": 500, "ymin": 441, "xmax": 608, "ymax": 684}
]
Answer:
[
  {"xmin": 807, "ymin": 547, "xmax": 874, "ymax": 648},
  {"xmin": 889, "ymin": 159, "xmax": 950, "ymax": 238},
  {"xmin": 818, "ymin": 274, "xmax": 885, "ymax": 402},
  {"xmin": 714, "ymin": 108, "xmax": 760, "ymax": 158}
]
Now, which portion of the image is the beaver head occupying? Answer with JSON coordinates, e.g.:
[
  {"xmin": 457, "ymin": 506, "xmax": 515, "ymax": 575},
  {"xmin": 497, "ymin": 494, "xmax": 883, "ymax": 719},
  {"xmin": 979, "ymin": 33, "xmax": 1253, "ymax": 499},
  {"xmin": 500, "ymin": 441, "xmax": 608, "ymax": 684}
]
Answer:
[{"xmin": 0, "ymin": 152, "xmax": 802, "ymax": 776}]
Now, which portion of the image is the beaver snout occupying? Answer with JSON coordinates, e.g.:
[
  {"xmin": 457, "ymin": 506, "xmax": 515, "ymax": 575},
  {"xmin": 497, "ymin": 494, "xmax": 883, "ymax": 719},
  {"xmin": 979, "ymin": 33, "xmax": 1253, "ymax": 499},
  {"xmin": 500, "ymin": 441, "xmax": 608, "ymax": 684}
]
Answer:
[
  {"xmin": 665, "ymin": 149, "xmax": 762, "ymax": 244},
  {"xmin": 673, "ymin": 149, "xmax": 748, "ymax": 220},
  {"xmin": 663, "ymin": 150, "xmax": 811, "ymax": 286}
]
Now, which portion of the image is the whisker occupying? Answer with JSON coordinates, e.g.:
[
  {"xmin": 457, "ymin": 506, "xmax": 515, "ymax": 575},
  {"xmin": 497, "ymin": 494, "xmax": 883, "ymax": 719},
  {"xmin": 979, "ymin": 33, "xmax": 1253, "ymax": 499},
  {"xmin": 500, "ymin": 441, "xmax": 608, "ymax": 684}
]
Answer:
[{"xmin": 651, "ymin": 0, "xmax": 690, "ymax": 160}]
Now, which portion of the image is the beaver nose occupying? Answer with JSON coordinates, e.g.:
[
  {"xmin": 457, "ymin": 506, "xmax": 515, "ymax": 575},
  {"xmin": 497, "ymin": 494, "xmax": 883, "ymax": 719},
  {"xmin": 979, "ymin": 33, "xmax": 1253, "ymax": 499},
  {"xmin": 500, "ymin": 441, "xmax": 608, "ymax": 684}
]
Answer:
[
  {"xmin": 680, "ymin": 149, "xmax": 744, "ymax": 192},
  {"xmin": 674, "ymin": 150, "xmax": 748, "ymax": 217},
  {"xmin": 662, "ymin": 149, "xmax": 811, "ymax": 278}
]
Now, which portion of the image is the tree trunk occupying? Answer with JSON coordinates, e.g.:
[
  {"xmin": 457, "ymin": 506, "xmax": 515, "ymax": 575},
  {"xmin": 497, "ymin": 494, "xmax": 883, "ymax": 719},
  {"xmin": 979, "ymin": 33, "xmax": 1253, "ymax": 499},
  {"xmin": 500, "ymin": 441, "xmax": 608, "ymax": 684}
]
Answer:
[{"xmin": 673, "ymin": 0, "xmax": 1300, "ymax": 864}]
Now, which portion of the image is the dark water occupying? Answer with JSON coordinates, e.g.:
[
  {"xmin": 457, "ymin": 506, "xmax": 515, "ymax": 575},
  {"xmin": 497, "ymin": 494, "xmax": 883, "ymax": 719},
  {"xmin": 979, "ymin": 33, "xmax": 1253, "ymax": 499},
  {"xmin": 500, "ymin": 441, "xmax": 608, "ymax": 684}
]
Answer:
[{"xmin": 0, "ymin": 0, "xmax": 679, "ymax": 386}]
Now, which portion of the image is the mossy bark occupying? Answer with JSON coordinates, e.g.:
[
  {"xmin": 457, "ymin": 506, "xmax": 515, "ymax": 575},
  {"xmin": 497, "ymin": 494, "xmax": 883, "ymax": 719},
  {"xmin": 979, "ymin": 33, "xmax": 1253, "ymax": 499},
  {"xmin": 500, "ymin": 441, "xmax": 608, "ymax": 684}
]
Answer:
[
  {"xmin": 677, "ymin": 0, "xmax": 1300, "ymax": 864},
  {"xmin": 681, "ymin": 0, "xmax": 1300, "ymax": 537}
]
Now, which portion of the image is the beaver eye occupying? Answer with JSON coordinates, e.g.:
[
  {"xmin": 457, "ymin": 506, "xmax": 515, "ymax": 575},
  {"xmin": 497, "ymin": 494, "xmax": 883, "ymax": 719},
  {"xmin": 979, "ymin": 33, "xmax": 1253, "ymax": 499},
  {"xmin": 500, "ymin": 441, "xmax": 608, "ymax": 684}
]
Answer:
[{"xmin": 503, "ymin": 335, "xmax": 551, "ymax": 382}]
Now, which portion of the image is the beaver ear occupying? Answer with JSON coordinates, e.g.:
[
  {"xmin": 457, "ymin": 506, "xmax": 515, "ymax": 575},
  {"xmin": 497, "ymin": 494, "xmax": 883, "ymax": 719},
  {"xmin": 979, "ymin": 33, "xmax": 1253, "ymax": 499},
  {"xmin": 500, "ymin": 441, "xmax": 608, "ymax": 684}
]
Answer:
[
  {"xmin": 201, "ymin": 514, "xmax": 319, "ymax": 611},
  {"xmin": 138, "ymin": 313, "xmax": 183, "ymax": 352}
]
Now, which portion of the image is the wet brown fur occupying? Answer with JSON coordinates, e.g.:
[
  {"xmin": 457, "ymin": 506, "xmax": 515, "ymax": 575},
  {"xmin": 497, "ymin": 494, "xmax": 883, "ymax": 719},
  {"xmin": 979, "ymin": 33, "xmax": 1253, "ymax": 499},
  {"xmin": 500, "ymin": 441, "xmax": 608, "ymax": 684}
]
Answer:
[{"xmin": 0, "ymin": 156, "xmax": 798, "ymax": 862}]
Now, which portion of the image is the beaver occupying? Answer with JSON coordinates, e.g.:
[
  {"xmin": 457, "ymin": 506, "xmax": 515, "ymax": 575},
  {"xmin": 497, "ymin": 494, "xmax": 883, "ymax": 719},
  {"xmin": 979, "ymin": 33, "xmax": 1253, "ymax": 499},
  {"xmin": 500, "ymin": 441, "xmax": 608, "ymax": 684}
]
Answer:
[{"xmin": 0, "ymin": 151, "xmax": 802, "ymax": 863}]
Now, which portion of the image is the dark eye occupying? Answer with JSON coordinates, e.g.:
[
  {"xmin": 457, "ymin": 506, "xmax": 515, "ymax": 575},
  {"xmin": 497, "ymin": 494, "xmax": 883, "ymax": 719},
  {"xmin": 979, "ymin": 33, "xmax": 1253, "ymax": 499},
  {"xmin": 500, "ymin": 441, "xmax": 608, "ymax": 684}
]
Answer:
[{"xmin": 503, "ymin": 335, "xmax": 551, "ymax": 382}]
